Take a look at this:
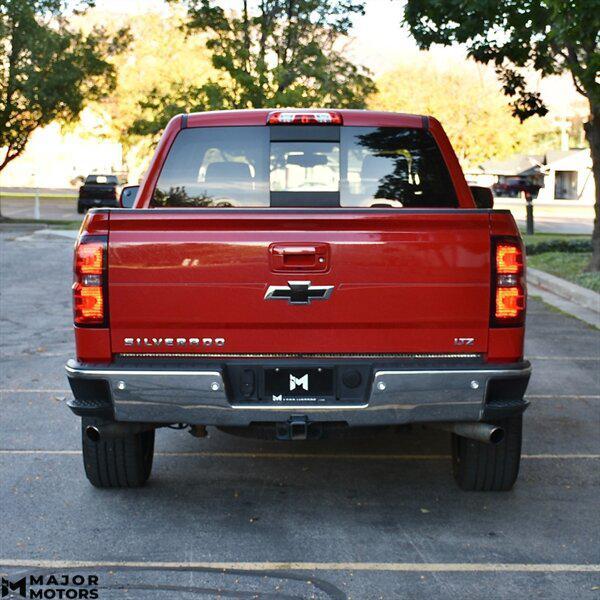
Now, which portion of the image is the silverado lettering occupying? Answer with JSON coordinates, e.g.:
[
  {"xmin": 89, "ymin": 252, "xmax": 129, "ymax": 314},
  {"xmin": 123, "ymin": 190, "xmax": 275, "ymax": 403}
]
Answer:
[
  {"xmin": 66, "ymin": 109, "xmax": 531, "ymax": 492},
  {"xmin": 123, "ymin": 337, "xmax": 225, "ymax": 347}
]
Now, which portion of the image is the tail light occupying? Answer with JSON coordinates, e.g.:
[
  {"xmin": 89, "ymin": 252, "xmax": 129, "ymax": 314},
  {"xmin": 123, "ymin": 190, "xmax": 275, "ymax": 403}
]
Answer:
[
  {"xmin": 491, "ymin": 237, "xmax": 525, "ymax": 326},
  {"xmin": 267, "ymin": 111, "xmax": 343, "ymax": 125},
  {"xmin": 73, "ymin": 235, "xmax": 107, "ymax": 326}
]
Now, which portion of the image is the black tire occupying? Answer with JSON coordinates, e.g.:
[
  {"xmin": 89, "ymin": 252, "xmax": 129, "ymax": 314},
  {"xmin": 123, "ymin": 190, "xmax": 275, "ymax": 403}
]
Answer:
[
  {"xmin": 77, "ymin": 203, "xmax": 85, "ymax": 214},
  {"xmin": 81, "ymin": 418, "xmax": 155, "ymax": 488},
  {"xmin": 451, "ymin": 416, "xmax": 522, "ymax": 491}
]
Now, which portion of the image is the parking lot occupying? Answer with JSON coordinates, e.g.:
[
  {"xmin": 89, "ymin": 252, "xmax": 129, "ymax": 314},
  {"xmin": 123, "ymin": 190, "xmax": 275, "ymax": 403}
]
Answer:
[{"xmin": 1, "ymin": 229, "xmax": 599, "ymax": 599}]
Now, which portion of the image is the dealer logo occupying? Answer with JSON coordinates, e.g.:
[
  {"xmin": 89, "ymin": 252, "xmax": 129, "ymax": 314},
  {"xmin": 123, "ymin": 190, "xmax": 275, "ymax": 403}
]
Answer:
[
  {"xmin": 2, "ymin": 574, "xmax": 99, "ymax": 599},
  {"xmin": 2, "ymin": 578, "xmax": 26, "ymax": 598},
  {"xmin": 289, "ymin": 374, "xmax": 309, "ymax": 391}
]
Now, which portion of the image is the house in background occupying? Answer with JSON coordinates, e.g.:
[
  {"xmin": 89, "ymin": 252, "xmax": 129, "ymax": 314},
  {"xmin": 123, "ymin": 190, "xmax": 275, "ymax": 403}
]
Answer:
[
  {"xmin": 543, "ymin": 150, "xmax": 594, "ymax": 201},
  {"xmin": 469, "ymin": 148, "xmax": 595, "ymax": 205}
]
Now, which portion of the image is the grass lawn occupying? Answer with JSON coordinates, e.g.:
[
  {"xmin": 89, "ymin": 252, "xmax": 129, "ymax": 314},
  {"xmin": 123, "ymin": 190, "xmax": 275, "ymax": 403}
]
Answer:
[{"xmin": 528, "ymin": 252, "xmax": 600, "ymax": 293}]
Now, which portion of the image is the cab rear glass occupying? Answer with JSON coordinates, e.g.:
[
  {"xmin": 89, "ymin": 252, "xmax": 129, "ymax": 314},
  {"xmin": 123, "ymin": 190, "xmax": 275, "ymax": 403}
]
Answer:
[{"xmin": 151, "ymin": 126, "xmax": 458, "ymax": 208}]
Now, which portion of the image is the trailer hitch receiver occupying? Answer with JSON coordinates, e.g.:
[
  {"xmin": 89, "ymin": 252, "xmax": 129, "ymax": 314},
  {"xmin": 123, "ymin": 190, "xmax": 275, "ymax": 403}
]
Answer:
[{"xmin": 276, "ymin": 416, "xmax": 309, "ymax": 440}]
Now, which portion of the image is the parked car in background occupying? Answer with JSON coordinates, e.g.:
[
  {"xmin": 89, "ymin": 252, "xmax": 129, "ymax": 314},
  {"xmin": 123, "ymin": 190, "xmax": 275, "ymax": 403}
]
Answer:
[
  {"xmin": 77, "ymin": 174, "xmax": 120, "ymax": 213},
  {"xmin": 492, "ymin": 178, "xmax": 541, "ymax": 199}
]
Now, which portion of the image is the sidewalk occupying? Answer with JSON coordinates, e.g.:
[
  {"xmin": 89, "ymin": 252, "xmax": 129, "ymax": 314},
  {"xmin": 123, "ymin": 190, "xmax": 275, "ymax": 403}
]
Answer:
[{"xmin": 528, "ymin": 268, "xmax": 599, "ymax": 328}]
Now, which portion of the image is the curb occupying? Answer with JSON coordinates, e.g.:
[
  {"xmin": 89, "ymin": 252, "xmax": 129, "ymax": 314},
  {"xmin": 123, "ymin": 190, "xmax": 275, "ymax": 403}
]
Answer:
[
  {"xmin": 34, "ymin": 229, "xmax": 79, "ymax": 239},
  {"xmin": 13, "ymin": 229, "xmax": 79, "ymax": 241},
  {"xmin": 528, "ymin": 268, "xmax": 599, "ymax": 313}
]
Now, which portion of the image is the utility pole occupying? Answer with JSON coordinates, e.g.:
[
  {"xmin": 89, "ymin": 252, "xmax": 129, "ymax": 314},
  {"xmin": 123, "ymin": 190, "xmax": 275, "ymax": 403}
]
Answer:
[{"xmin": 525, "ymin": 190, "xmax": 534, "ymax": 235}]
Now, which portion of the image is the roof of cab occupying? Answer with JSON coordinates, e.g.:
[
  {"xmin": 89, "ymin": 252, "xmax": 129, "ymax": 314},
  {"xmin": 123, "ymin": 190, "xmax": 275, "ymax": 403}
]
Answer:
[{"xmin": 183, "ymin": 109, "xmax": 427, "ymax": 129}]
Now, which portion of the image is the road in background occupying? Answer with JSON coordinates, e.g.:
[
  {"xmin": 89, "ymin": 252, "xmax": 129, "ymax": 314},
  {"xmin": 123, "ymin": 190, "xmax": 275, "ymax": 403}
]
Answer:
[
  {"xmin": 495, "ymin": 198, "xmax": 594, "ymax": 235},
  {"xmin": 0, "ymin": 230, "xmax": 598, "ymax": 599},
  {"xmin": 1, "ymin": 195, "xmax": 79, "ymax": 221},
  {"xmin": 1, "ymin": 194, "xmax": 596, "ymax": 234}
]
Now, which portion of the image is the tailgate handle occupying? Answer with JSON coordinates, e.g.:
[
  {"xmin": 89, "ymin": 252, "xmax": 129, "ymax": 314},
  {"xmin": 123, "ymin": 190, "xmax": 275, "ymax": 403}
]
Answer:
[
  {"xmin": 269, "ymin": 243, "xmax": 329, "ymax": 271},
  {"xmin": 274, "ymin": 246, "xmax": 317, "ymax": 256}
]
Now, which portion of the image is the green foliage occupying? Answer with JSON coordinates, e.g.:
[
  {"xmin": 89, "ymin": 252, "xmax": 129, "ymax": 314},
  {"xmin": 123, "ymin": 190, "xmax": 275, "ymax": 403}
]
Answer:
[
  {"xmin": 130, "ymin": 0, "xmax": 376, "ymax": 136},
  {"xmin": 73, "ymin": 7, "xmax": 216, "ymax": 182},
  {"xmin": 526, "ymin": 238, "xmax": 593, "ymax": 255},
  {"xmin": 403, "ymin": 0, "xmax": 600, "ymax": 272},
  {"xmin": 369, "ymin": 55, "xmax": 548, "ymax": 167},
  {"xmin": 0, "ymin": 0, "xmax": 125, "ymax": 171},
  {"xmin": 403, "ymin": 0, "xmax": 600, "ymax": 121}
]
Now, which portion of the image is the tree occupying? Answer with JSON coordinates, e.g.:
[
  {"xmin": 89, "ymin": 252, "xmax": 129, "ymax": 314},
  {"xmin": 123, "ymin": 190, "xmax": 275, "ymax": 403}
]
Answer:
[
  {"xmin": 370, "ymin": 55, "xmax": 550, "ymax": 167},
  {"xmin": 0, "ymin": 0, "xmax": 123, "ymax": 172},
  {"xmin": 130, "ymin": 0, "xmax": 376, "ymax": 136},
  {"xmin": 79, "ymin": 7, "xmax": 217, "ymax": 182},
  {"xmin": 403, "ymin": 0, "xmax": 600, "ymax": 270}
]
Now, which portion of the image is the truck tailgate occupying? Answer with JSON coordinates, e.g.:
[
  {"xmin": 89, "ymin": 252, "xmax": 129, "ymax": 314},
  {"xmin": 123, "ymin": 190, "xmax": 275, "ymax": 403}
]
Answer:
[{"xmin": 107, "ymin": 210, "xmax": 491, "ymax": 355}]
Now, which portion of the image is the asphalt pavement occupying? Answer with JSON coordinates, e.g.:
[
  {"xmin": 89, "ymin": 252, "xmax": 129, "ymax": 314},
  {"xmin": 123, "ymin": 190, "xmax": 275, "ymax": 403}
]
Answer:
[{"xmin": 0, "ymin": 229, "xmax": 599, "ymax": 599}]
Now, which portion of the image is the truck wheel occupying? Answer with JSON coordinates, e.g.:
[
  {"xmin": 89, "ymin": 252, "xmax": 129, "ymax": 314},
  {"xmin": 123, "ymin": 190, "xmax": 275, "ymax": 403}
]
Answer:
[
  {"xmin": 81, "ymin": 418, "xmax": 155, "ymax": 488},
  {"xmin": 77, "ymin": 203, "xmax": 85, "ymax": 214},
  {"xmin": 451, "ymin": 416, "xmax": 522, "ymax": 491}
]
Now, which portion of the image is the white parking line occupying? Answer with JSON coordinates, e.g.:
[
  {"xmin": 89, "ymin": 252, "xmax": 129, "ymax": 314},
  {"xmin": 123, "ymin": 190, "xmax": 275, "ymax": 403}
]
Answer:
[
  {"xmin": 0, "ymin": 559, "xmax": 598, "ymax": 572},
  {"xmin": 0, "ymin": 450, "xmax": 598, "ymax": 460},
  {"xmin": 526, "ymin": 394, "xmax": 600, "ymax": 400}
]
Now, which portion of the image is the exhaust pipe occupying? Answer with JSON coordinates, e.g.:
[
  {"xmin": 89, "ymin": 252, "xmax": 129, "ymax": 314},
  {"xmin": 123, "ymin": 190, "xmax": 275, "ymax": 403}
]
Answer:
[
  {"xmin": 85, "ymin": 422, "xmax": 155, "ymax": 442},
  {"xmin": 432, "ymin": 422, "xmax": 505, "ymax": 445}
]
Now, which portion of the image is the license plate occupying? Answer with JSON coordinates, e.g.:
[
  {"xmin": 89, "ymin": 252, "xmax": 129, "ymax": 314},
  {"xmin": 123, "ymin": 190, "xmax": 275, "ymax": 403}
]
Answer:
[{"xmin": 264, "ymin": 368, "xmax": 334, "ymax": 403}]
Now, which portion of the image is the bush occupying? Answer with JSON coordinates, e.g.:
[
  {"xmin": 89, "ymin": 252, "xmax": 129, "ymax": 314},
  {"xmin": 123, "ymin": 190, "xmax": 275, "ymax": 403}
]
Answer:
[{"xmin": 526, "ymin": 239, "xmax": 592, "ymax": 255}]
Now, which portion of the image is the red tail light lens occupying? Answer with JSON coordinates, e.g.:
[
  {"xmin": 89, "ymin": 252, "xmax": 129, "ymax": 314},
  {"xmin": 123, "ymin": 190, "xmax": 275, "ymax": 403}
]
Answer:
[
  {"xmin": 77, "ymin": 244, "xmax": 104, "ymax": 274},
  {"xmin": 496, "ymin": 244, "xmax": 522, "ymax": 274},
  {"xmin": 492, "ymin": 238, "xmax": 525, "ymax": 326},
  {"xmin": 267, "ymin": 111, "xmax": 343, "ymax": 125},
  {"xmin": 74, "ymin": 284, "xmax": 104, "ymax": 321},
  {"xmin": 495, "ymin": 287, "xmax": 525, "ymax": 319},
  {"xmin": 73, "ymin": 236, "xmax": 107, "ymax": 326}
]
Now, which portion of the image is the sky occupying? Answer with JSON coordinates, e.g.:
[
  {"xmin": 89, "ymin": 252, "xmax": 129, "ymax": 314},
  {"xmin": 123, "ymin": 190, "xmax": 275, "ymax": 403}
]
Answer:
[{"xmin": 87, "ymin": 0, "xmax": 583, "ymax": 118}]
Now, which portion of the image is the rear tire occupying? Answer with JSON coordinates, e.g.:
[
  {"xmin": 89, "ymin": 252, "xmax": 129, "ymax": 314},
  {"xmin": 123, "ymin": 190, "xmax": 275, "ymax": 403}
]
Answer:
[
  {"xmin": 81, "ymin": 418, "xmax": 155, "ymax": 488},
  {"xmin": 451, "ymin": 416, "xmax": 522, "ymax": 491},
  {"xmin": 77, "ymin": 203, "xmax": 85, "ymax": 214}
]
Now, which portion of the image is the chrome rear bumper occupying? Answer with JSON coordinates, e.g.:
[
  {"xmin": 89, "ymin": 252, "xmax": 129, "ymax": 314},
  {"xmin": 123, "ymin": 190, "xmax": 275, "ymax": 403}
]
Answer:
[{"xmin": 65, "ymin": 359, "xmax": 531, "ymax": 426}]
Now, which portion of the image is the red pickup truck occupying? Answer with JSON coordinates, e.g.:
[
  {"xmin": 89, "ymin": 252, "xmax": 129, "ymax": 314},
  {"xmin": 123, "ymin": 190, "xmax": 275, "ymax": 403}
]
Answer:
[{"xmin": 66, "ymin": 109, "xmax": 530, "ymax": 491}]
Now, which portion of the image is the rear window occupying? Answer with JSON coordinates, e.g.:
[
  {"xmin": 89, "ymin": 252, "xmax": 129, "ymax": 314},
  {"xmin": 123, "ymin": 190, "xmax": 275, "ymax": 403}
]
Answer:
[{"xmin": 152, "ymin": 126, "xmax": 457, "ymax": 208}]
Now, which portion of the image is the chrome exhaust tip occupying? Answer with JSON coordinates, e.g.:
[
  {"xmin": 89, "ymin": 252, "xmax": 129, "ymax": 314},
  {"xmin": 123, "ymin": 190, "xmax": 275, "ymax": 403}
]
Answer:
[
  {"xmin": 85, "ymin": 425, "xmax": 101, "ymax": 443},
  {"xmin": 433, "ymin": 422, "xmax": 505, "ymax": 445},
  {"xmin": 487, "ymin": 425, "xmax": 505, "ymax": 445},
  {"xmin": 85, "ymin": 422, "xmax": 155, "ymax": 442}
]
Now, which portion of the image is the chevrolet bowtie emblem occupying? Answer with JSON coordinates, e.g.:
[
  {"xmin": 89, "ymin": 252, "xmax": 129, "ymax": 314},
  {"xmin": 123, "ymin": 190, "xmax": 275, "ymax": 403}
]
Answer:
[{"xmin": 264, "ymin": 281, "xmax": 334, "ymax": 305}]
